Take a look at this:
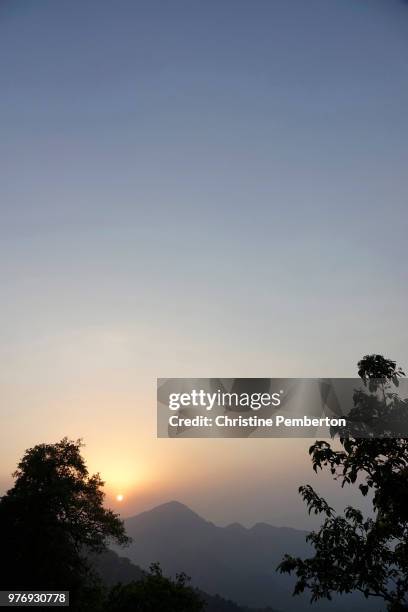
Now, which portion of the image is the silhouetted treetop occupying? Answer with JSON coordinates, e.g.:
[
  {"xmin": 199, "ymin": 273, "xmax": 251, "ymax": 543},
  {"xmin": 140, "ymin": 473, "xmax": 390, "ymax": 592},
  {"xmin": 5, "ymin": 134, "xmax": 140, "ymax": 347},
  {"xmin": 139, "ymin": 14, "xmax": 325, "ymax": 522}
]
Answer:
[
  {"xmin": 279, "ymin": 354, "xmax": 408, "ymax": 612},
  {"xmin": 0, "ymin": 438, "xmax": 129, "ymax": 610}
]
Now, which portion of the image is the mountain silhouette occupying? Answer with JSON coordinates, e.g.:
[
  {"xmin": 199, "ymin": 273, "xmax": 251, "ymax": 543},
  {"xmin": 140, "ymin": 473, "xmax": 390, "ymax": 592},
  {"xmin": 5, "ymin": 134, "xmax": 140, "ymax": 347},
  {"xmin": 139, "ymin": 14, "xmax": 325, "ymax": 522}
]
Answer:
[{"xmin": 114, "ymin": 501, "xmax": 381, "ymax": 611}]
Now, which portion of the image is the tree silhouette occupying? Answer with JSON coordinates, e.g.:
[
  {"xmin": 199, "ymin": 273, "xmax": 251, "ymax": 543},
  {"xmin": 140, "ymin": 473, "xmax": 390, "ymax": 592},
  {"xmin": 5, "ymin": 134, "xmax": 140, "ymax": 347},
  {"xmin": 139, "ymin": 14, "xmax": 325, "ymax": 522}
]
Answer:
[
  {"xmin": 0, "ymin": 438, "xmax": 129, "ymax": 609},
  {"xmin": 106, "ymin": 563, "xmax": 205, "ymax": 612},
  {"xmin": 278, "ymin": 355, "xmax": 408, "ymax": 612}
]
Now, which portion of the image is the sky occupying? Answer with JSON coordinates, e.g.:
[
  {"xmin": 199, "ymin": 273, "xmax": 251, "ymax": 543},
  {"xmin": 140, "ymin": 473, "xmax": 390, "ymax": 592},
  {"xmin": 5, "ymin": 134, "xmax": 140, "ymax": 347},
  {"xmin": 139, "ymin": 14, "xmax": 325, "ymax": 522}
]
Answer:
[{"xmin": 0, "ymin": 0, "xmax": 407, "ymax": 529}]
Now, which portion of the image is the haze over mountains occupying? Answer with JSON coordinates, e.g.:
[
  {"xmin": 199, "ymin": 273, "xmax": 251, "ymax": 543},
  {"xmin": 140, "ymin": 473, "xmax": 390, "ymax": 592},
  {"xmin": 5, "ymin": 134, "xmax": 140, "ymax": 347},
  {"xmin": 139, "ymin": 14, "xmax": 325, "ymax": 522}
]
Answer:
[
  {"xmin": 91, "ymin": 549, "xmax": 276, "ymax": 612},
  {"xmin": 113, "ymin": 501, "xmax": 382, "ymax": 612}
]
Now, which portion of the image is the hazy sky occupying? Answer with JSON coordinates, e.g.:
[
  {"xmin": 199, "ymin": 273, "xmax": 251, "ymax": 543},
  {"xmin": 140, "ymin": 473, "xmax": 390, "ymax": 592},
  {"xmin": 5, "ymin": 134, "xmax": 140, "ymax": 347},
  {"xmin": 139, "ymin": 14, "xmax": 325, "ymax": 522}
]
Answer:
[{"xmin": 1, "ymin": 0, "xmax": 407, "ymax": 528}]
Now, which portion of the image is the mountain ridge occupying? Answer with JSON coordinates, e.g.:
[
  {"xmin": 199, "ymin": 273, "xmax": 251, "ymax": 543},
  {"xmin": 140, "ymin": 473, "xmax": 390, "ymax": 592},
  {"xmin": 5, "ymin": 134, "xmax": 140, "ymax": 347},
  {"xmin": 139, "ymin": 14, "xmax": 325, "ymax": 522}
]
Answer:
[
  {"xmin": 125, "ymin": 500, "xmax": 307, "ymax": 534},
  {"xmin": 114, "ymin": 500, "xmax": 381, "ymax": 612}
]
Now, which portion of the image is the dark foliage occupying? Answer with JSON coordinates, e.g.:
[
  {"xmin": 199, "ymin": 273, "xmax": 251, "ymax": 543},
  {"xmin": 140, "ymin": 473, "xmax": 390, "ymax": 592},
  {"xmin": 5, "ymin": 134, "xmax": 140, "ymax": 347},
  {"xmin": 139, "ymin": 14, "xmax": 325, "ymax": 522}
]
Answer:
[
  {"xmin": 278, "ymin": 355, "xmax": 408, "ymax": 611},
  {"xmin": 0, "ymin": 438, "xmax": 129, "ymax": 610},
  {"xmin": 106, "ymin": 563, "xmax": 205, "ymax": 612}
]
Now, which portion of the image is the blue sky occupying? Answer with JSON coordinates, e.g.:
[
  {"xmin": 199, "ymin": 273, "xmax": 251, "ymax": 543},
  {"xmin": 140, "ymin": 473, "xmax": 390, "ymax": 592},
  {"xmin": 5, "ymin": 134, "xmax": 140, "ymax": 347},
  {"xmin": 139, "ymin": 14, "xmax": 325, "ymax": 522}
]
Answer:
[{"xmin": 0, "ymin": 0, "xmax": 407, "ymax": 526}]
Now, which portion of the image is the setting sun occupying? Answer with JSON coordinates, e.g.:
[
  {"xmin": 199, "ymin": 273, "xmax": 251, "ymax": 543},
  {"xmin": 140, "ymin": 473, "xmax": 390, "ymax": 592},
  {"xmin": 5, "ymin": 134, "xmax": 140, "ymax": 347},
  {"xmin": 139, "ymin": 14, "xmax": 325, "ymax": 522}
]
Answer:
[{"xmin": 116, "ymin": 494, "xmax": 124, "ymax": 502}]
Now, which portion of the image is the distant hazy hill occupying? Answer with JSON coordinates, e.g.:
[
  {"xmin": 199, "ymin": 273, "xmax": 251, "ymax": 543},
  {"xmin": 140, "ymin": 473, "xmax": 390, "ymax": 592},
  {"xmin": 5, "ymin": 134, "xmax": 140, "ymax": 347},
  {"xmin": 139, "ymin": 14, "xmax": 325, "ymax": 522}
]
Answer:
[
  {"xmin": 90, "ymin": 548, "xmax": 143, "ymax": 586},
  {"xmin": 90, "ymin": 548, "xmax": 277, "ymax": 612},
  {"xmin": 114, "ymin": 501, "xmax": 383, "ymax": 612}
]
